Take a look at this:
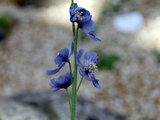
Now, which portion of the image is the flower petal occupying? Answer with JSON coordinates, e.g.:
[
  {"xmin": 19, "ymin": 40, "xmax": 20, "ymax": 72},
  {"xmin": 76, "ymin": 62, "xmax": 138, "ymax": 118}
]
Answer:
[
  {"xmin": 70, "ymin": 15, "xmax": 77, "ymax": 22},
  {"xmin": 54, "ymin": 55, "xmax": 63, "ymax": 66},
  {"xmin": 57, "ymin": 72, "xmax": 72, "ymax": 88},
  {"xmin": 59, "ymin": 48, "xmax": 70, "ymax": 60},
  {"xmin": 63, "ymin": 72, "xmax": 72, "ymax": 88},
  {"xmin": 76, "ymin": 49, "xmax": 85, "ymax": 68},
  {"xmin": 81, "ymin": 9, "xmax": 92, "ymax": 23},
  {"xmin": 49, "ymin": 72, "xmax": 72, "ymax": 91},
  {"xmin": 81, "ymin": 20, "xmax": 94, "ymax": 33},
  {"xmin": 70, "ymin": 3, "xmax": 78, "ymax": 16},
  {"xmin": 74, "ymin": 7, "xmax": 91, "ymax": 21},
  {"xmin": 87, "ymin": 32, "xmax": 101, "ymax": 42},
  {"xmin": 92, "ymin": 77, "xmax": 101, "ymax": 90},
  {"xmin": 79, "ymin": 69, "xmax": 101, "ymax": 89},
  {"xmin": 46, "ymin": 63, "xmax": 65, "ymax": 76},
  {"xmin": 49, "ymin": 79, "xmax": 60, "ymax": 91},
  {"xmin": 70, "ymin": 3, "xmax": 78, "ymax": 22},
  {"xmin": 84, "ymin": 52, "xmax": 98, "ymax": 65}
]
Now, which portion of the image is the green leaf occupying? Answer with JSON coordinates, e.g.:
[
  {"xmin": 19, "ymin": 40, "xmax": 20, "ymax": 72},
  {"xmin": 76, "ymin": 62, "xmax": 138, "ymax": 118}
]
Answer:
[
  {"xmin": 152, "ymin": 50, "xmax": 160, "ymax": 64},
  {"xmin": 0, "ymin": 13, "xmax": 12, "ymax": 30},
  {"xmin": 98, "ymin": 54, "xmax": 121, "ymax": 70}
]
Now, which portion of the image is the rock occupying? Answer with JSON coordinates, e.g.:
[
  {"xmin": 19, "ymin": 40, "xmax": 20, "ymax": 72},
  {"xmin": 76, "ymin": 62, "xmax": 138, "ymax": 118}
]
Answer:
[
  {"xmin": 0, "ymin": 27, "xmax": 6, "ymax": 41},
  {"xmin": 5, "ymin": 91, "xmax": 126, "ymax": 120},
  {"xmin": 0, "ymin": 100, "xmax": 49, "ymax": 120},
  {"xmin": 112, "ymin": 12, "xmax": 144, "ymax": 33},
  {"xmin": 13, "ymin": 0, "xmax": 66, "ymax": 8}
]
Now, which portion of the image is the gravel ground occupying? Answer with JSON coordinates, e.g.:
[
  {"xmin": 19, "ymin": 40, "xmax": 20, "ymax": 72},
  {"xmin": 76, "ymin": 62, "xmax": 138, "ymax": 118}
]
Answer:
[{"xmin": 0, "ymin": 0, "xmax": 160, "ymax": 120}]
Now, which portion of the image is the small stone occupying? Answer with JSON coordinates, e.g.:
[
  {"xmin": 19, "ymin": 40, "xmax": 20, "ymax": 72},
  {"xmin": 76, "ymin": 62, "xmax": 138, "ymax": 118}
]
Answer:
[
  {"xmin": 112, "ymin": 12, "xmax": 144, "ymax": 33},
  {"xmin": 0, "ymin": 27, "xmax": 6, "ymax": 41}
]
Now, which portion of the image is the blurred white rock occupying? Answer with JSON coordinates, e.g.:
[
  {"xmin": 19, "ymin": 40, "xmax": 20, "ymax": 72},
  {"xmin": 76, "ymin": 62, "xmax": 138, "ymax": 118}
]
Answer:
[{"xmin": 113, "ymin": 12, "xmax": 144, "ymax": 33}]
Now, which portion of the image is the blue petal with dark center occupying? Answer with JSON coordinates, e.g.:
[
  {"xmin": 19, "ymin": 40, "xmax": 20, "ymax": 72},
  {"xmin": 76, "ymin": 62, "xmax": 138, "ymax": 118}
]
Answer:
[{"xmin": 79, "ymin": 69, "xmax": 93, "ymax": 81}]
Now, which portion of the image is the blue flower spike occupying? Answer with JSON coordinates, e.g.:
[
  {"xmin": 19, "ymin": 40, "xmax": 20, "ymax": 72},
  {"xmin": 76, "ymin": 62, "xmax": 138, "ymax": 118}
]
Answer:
[
  {"xmin": 76, "ymin": 49, "xmax": 101, "ymax": 89},
  {"xmin": 49, "ymin": 72, "xmax": 73, "ymax": 91},
  {"xmin": 46, "ymin": 38, "xmax": 74, "ymax": 76},
  {"xmin": 70, "ymin": 3, "xmax": 101, "ymax": 42}
]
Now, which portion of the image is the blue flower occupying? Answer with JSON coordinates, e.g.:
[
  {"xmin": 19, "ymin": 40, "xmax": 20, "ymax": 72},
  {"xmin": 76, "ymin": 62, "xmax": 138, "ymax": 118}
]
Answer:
[
  {"xmin": 76, "ymin": 49, "xmax": 101, "ymax": 89},
  {"xmin": 49, "ymin": 72, "xmax": 73, "ymax": 91},
  {"xmin": 46, "ymin": 39, "xmax": 74, "ymax": 75},
  {"xmin": 70, "ymin": 3, "xmax": 101, "ymax": 42}
]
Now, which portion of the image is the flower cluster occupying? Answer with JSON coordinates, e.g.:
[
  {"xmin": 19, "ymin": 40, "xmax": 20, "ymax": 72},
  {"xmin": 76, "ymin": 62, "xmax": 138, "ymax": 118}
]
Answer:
[
  {"xmin": 46, "ymin": 39, "xmax": 74, "ymax": 90},
  {"xmin": 46, "ymin": 38, "xmax": 74, "ymax": 76},
  {"xmin": 70, "ymin": 3, "xmax": 101, "ymax": 42},
  {"xmin": 46, "ymin": 3, "xmax": 101, "ymax": 91},
  {"xmin": 77, "ymin": 49, "xmax": 101, "ymax": 89}
]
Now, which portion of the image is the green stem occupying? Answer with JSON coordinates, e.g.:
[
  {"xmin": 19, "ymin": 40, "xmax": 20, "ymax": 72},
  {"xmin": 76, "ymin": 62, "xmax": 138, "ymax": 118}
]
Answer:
[
  {"xmin": 71, "ymin": 0, "xmax": 75, "ymax": 38},
  {"xmin": 65, "ymin": 88, "xmax": 71, "ymax": 117},
  {"xmin": 71, "ymin": 26, "xmax": 79, "ymax": 120},
  {"xmin": 71, "ymin": 0, "xmax": 77, "ymax": 119},
  {"xmin": 72, "ymin": 0, "xmax": 74, "ymax": 8},
  {"xmin": 67, "ymin": 60, "xmax": 73, "ymax": 83},
  {"xmin": 76, "ymin": 77, "xmax": 83, "ymax": 92},
  {"xmin": 72, "ymin": 23, "xmax": 75, "ymax": 38}
]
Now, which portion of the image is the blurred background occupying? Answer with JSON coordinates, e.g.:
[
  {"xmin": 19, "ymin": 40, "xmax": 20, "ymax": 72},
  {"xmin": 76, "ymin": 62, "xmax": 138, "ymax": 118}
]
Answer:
[{"xmin": 0, "ymin": 0, "xmax": 160, "ymax": 120}]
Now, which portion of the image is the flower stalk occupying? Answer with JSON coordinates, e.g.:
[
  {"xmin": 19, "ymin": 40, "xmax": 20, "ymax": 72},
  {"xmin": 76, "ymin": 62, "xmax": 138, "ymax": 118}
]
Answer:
[
  {"xmin": 65, "ymin": 88, "xmax": 71, "ymax": 110},
  {"xmin": 77, "ymin": 77, "xmax": 83, "ymax": 92},
  {"xmin": 67, "ymin": 60, "xmax": 73, "ymax": 83},
  {"xmin": 71, "ymin": 26, "xmax": 79, "ymax": 120},
  {"xmin": 47, "ymin": 1, "xmax": 101, "ymax": 120}
]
